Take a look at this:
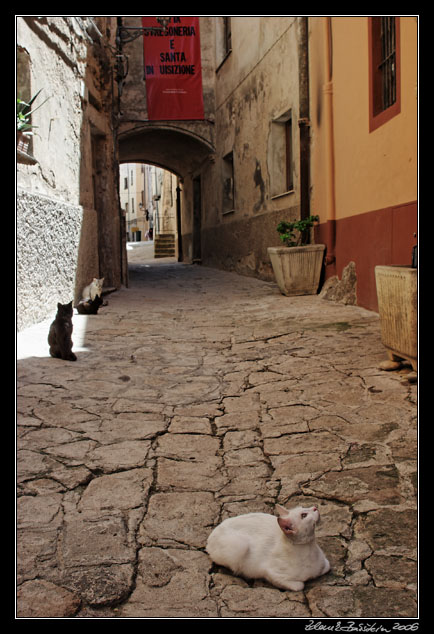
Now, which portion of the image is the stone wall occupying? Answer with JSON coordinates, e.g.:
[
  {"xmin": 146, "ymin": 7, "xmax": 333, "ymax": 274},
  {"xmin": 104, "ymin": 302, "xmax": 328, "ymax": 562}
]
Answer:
[
  {"xmin": 201, "ymin": 205, "xmax": 300, "ymax": 281},
  {"xmin": 17, "ymin": 188, "xmax": 84, "ymax": 330}
]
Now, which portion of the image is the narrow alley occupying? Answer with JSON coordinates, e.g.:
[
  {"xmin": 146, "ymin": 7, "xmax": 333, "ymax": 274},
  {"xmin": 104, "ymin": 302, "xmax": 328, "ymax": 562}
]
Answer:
[{"xmin": 17, "ymin": 249, "xmax": 417, "ymax": 619}]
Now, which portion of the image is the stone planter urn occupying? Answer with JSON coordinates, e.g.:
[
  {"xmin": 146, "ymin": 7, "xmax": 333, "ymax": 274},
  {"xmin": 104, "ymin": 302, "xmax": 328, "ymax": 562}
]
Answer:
[
  {"xmin": 375, "ymin": 265, "xmax": 417, "ymax": 371},
  {"xmin": 268, "ymin": 244, "xmax": 326, "ymax": 296}
]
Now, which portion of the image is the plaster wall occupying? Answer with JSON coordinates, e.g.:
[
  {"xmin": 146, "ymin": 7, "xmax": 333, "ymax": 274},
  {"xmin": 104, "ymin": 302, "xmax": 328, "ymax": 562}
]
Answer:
[
  {"xmin": 17, "ymin": 18, "xmax": 88, "ymax": 204},
  {"xmin": 200, "ymin": 17, "xmax": 302, "ymax": 279},
  {"xmin": 309, "ymin": 16, "xmax": 417, "ymax": 223},
  {"xmin": 309, "ymin": 17, "xmax": 417, "ymax": 310},
  {"xmin": 338, "ymin": 17, "xmax": 415, "ymax": 219}
]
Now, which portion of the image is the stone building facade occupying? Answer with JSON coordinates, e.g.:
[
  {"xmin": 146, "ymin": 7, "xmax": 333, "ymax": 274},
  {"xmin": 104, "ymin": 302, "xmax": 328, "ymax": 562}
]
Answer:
[
  {"xmin": 120, "ymin": 163, "xmax": 178, "ymax": 243},
  {"xmin": 199, "ymin": 17, "xmax": 307, "ymax": 280},
  {"xmin": 16, "ymin": 17, "xmax": 126, "ymax": 330},
  {"xmin": 120, "ymin": 163, "xmax": 150, "ymax": 241},
  {"xmin": 310, "ymin": 17, "xmax": 417, "ymax": 311}
]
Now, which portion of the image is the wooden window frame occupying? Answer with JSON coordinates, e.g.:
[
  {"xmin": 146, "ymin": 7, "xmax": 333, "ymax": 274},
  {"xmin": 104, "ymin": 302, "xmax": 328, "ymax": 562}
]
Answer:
[
  {"xmin": 368, "ymin": 16, "xmax": 401, "ymax": 132},
  {"xmin": 216, "ymin": 17, "xmax": 232, "ymax": 71},
  {"xmin": 270, "ymin": 109, "xmax": 294, "ymax": 199},
  {"xmin": 285, "ymin": 117, "xmax": 294, "ymax": 192}
]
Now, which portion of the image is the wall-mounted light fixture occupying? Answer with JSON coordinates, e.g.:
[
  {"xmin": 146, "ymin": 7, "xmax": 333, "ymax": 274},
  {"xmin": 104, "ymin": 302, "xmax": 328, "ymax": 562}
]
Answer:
[
  {"xmin": 115, "ymin": 17, "xmax": 172, "ymax": 101},
  {"xmin": 116, "ymin": 16, "xmax": 172, "ymax": 46}
]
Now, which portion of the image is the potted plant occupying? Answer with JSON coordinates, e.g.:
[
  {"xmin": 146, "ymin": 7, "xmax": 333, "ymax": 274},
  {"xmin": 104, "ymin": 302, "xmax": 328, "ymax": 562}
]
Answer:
[
  {"xmin": 17, "ymin": 89, "xmax": 49, "ymax": 157},
  {"xmin": 375, "ymin": 246, "xmax": 417, "ymax": 371},
  {"xmin": 267, "ymin": 215, "xmax": 325, "ymax": 296}
]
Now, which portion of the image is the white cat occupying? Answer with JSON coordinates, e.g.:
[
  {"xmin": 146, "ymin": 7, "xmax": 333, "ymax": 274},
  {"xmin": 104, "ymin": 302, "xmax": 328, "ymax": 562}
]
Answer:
[
  {"xmin": 206, "ymin": 505, "xmax": 330, "ymax": 591},
  {"xmin": 82, "ymin": 277, "xmax": 104, "ymax": 301}
]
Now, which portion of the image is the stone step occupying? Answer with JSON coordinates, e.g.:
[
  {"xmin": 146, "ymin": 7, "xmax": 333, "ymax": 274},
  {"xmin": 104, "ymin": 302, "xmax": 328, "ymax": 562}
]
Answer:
[{"xmin": 154, "ymin": 233, "xmax": 176, "ymax": 257}]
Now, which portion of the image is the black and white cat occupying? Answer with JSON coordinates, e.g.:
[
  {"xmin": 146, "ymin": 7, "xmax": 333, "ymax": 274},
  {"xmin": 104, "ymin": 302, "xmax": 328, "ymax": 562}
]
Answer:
[
  {"xmin": 47, "ymin": 301, "xmax": 77, "ymax": 361},
  {"xmin": 76, "ymin": 294, "xmax": 103, "ymax": 315},
  {"xmin": 206, "ymin": 505, "xmax": 330, "ymax": 591}
]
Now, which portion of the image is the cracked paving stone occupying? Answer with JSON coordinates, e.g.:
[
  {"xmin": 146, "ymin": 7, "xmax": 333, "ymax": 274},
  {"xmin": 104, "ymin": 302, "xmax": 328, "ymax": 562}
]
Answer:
[
  {"xmin": 139, "ymin": 491, "xmax": 220, "ymax": 549},
  {"xmin": 62, "ymin": 514, "xmax": 134, "ymax": 567},
  {"xmin": 17, "ymin": 579, "xmax": 81, "ymax": 618},
  {"xmin": 17, "ymin": 449, "xmax": 61, "ymax": 483},
  {"xmin": 77, "ymin": 468, "xmax": 154, "ymax": 513},
  {"xmin": 44, "ymin": 439, "xmax": 98, "ymax": 464},
  {"xmin": 32, "ymin": 402, "xmax": 99, "ymax": 427},
  {"xmin": 168, "ymin": 415, "xmax": 212, "ymax": 434},
  {"xmin": 307, "ymin": 585, "xmax": 417, "ymax": 618},
  {"xmin": 87, "ymin": 440, "xmax": 152, "ymax": 473},
  {"xmin": 353, "ymin": 507, "xmax": 417, "ymax": 557},
  {"xmin": 364, "ymin": 554, "xmax": 417, "ymax": 590},
  {"xmin": 118, "ymin": 548, "xmax": 216, "ymax": 618},
  {"xmin": 17, "ymin": 493, "xmax": 63, "ymax": 529},
  {"xmin": 217, "ymin": 583, "xmax": 311, "ymax": 618},
  {"xmin": 264, "ymin": 430, "xmax": 347, "ymax": 457},
  {"xmin": 61, "ymin": 563, "xmax": 135, "ymax": 607},
  {"xmin": 154, "ymin": 433, "xmax": 220, "ymax": 461},
  {"xmin": 157, "ymin": 456, "xmax": 225, "ymax": 492},
  {"xmin": 214, "ymin": 411, "xmax": 260, "ymax": 434},
  {"xmin": 17, "ymin": 527, "xmax": 60, "ymax": 584},
  {"xmin": 85, "ymin": 414, "xmax": 167, "ymax": 443},
  {"xmin": 303, "ymin": 464, "xmax": 403, "ymax": 506},
  {"xmin": 270, "ymin": 451, "xmax": 341, "ymax": 480},
  {"xmin": 19, "ymin": 426, "xmax": 83, "ymax": 449}
]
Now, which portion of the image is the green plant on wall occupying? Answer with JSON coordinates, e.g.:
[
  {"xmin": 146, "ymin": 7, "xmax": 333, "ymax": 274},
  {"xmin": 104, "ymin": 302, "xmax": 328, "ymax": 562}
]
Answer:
[
  {"xmin": 276, "ymin": 215, "xmax": 319, "ymax": 247},
  {"xmin": 17, "ymin": 89, "xmax": 49, "ymax": 134}
]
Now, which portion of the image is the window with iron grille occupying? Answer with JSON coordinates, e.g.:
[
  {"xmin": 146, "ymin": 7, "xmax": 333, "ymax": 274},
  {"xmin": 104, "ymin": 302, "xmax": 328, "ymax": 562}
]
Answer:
[{"xmin": 369, "ymin": 17, "xmax": 401, "ymax": 132}]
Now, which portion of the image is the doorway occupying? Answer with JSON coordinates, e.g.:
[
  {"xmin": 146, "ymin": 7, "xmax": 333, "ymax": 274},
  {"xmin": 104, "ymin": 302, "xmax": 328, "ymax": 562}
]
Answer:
[
  {"xmin": 192, "ymin": 176, "xmax": 202, "ymax": 264},
  {"xmin": 120, "ymin": 162, "xmax": 179, "ymax": 265}
]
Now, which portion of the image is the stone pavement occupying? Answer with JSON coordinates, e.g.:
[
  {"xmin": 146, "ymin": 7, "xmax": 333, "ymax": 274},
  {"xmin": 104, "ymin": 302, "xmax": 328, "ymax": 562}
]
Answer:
[{"xmin": 17, "ymin": 248, "xmax": 417, "ymax": 619}]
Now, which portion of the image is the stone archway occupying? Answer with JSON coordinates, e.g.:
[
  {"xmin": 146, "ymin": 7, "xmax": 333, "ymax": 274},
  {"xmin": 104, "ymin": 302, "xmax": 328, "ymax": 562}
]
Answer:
[
  {"xmin": 118, "ymin": 123, "xmax": 214, "ymax": 264},
  {"xmin": 118, "ymin": 123, "xmax": 214, "ymax": 178}
]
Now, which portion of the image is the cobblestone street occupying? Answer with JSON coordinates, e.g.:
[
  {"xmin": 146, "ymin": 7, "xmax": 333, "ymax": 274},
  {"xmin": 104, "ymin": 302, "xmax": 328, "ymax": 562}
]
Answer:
[{"xmin": 17, "ymin": 249, "xmax": 417, "ymax": 619}]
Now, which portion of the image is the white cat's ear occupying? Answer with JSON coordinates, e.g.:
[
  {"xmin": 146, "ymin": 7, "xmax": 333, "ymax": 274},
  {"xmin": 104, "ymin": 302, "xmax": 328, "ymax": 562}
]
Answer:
[
  {"xmin": 276, "ymin": 504, "xmax": 288, "ymax": 516},
  {"xmin": 277, "ymin": 516, "xmax": 295, "ymax": 536}
]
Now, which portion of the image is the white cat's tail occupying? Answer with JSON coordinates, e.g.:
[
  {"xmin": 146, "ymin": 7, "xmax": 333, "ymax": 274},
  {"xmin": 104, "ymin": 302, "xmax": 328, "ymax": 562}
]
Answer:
[{"xmin": 206, "ymin": 526, "xmax": 250, "ymax": 574}]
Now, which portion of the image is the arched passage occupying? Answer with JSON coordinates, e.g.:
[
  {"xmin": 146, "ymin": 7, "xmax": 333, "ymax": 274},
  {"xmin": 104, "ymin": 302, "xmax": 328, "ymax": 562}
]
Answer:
[
  {"xmin": 118, "ymin": 124, "xmax": 214, "ymax": 179},
  {"xmin": 118, "ymin": 124, "xmax": 215, "ymax": 264}
]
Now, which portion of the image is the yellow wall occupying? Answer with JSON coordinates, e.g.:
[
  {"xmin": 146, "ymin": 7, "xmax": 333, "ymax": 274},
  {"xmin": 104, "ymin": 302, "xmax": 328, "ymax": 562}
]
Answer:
[{"xmin": 310, "ymin": 16, "xmax": 417, "ymax": 222}]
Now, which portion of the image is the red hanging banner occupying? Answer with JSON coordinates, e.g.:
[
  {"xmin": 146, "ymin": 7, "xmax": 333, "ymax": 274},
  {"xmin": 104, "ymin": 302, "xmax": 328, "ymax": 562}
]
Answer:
[{"xmin": 142, "ymin": 16, "xmax": 205, "ymax": 121}]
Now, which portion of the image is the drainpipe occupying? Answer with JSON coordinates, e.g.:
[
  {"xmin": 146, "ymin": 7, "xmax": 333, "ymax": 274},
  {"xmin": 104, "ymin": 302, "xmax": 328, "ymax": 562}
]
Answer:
[
  {"xmin": 323, "ymin": 16, "xmax": 336, "ymax": 270},
  {"xmin": 176, "ymin": 184, "xmax": 183, "ymax": 261},
  {"xmin": 298, "ymin": 17, "xmax": 310, "ymax": 224}
]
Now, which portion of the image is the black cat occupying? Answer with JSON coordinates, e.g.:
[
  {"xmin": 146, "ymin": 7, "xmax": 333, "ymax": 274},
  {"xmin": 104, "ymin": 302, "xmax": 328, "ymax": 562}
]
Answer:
[
  {"xmin": 48, "ymin": 301, "xmax": 77, "ymax": 361},
  {"xmin": 76, "ymin": 294, "xmax": 103, "ymax": 315}
]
